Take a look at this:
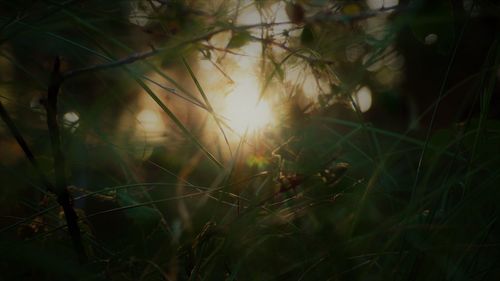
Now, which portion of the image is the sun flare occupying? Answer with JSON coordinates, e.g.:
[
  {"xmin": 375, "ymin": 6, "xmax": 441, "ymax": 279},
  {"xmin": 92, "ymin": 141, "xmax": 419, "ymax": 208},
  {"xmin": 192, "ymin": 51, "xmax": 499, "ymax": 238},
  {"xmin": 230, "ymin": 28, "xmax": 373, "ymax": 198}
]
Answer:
[
  {"xmin": 136, "ymin": 109, "xmax": 164, "ymax": 134},
  {"xmin": 222, "ymin": 77, "xmax": 274, "ymax": 135}
]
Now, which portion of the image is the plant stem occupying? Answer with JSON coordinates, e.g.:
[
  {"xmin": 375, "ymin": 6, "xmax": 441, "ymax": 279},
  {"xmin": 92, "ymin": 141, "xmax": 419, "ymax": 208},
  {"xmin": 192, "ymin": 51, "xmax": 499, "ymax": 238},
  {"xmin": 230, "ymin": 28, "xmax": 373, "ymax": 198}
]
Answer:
[
  {"xmin": 45, "ymin": 57, "xmax": 88, "ymax": 264},
  {"xmin": 0, "ymin": 101, "xmax": 54, "ymax": 192}
]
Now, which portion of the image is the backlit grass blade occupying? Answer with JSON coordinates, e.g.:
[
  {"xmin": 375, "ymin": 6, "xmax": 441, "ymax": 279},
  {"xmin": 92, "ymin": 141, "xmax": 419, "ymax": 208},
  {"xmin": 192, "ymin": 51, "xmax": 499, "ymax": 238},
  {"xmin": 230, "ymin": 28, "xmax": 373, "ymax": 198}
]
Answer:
[{"xmin": 130, "ymin": 70, "xmax": 224, "ymax": 169}]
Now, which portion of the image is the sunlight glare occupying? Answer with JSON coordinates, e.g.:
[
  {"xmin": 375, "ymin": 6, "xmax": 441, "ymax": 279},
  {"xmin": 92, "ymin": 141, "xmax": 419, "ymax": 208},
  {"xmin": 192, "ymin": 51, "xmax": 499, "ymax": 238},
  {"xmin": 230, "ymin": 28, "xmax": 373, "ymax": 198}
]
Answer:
[
  {"xmin": 222, "ymin": 77, "xmax": 274, "ymax": 134},
  {"xmin": 303, "ymin": 73, "xmax": 329, "ymax": 100},
  {"xmin": 137, "ymin": 109, "xmax": 163, "ymax": 134}
]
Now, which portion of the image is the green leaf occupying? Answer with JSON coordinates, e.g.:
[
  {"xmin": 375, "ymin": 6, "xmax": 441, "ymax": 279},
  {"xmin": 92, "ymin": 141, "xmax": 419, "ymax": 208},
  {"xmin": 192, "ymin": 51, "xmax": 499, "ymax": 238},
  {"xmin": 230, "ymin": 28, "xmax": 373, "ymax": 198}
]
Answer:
[{"xmin": 227, "ymin": 30, "xmax": 252, "ymax": 49}]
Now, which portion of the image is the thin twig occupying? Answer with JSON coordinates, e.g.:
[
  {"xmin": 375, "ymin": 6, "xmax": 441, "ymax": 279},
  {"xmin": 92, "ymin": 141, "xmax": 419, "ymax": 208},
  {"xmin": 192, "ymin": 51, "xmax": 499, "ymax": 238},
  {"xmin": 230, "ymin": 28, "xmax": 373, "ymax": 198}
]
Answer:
[
  {"xmin": 61, "ymin": 21, "xmax": 292, "ymax": 81},
  {"xmin": 309, "ymin": 5, "xmax": 404, "ymax": 23},
  {"xmin": 251, "ymin": 35, "xmax": 336, "ymax": 65},
  {"xmin": 63, "ymin": 49, "xmax": 160, "ymax": 80}
]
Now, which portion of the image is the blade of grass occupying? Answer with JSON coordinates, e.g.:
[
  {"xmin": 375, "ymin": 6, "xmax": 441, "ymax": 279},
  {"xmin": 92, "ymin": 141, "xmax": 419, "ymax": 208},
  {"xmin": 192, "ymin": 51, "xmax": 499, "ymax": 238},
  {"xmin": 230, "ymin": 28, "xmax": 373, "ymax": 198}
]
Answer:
[
  {"xmin": 182, "ymin": 57, "xmax": 232, "ymax": 156},
  {"xmin": 464, "ymin": 38, "xmax": 500, "ymax": 187},
  {"xmin": 0, "ymin": 101, "xmax": 55, "ymax": 192},
  {"xmin": 130, "ymin": 70, "xmax": 224, "ymax": 169}
]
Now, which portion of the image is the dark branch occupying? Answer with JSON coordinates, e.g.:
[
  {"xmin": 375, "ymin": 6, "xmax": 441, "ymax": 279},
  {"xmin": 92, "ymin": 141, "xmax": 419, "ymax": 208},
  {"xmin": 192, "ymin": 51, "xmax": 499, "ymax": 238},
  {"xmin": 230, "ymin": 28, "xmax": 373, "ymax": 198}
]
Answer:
[{"xmin": 45, "ymin": 57, "xmax": 88, "ymax": 264}]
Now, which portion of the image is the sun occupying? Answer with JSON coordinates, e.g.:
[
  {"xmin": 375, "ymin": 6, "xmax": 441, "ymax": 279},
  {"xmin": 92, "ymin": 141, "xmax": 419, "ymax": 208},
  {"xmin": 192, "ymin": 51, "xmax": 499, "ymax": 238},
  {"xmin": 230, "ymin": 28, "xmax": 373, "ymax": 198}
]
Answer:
[
  {"xmin": 136, "ymin": 109, "xmax": 164, "ymax": 135},
  {"xmin": 222, "ymin": 76, "xmax": 274, "ymax": 135}
]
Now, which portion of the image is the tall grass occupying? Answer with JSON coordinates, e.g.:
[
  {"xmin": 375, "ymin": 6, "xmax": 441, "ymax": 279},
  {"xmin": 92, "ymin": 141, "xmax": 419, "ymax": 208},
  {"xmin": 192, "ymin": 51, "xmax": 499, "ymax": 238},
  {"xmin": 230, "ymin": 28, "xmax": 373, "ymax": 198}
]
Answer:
[{"xmin": 1, "ymin": 0, "xmax": 499, "ymax": 280}]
